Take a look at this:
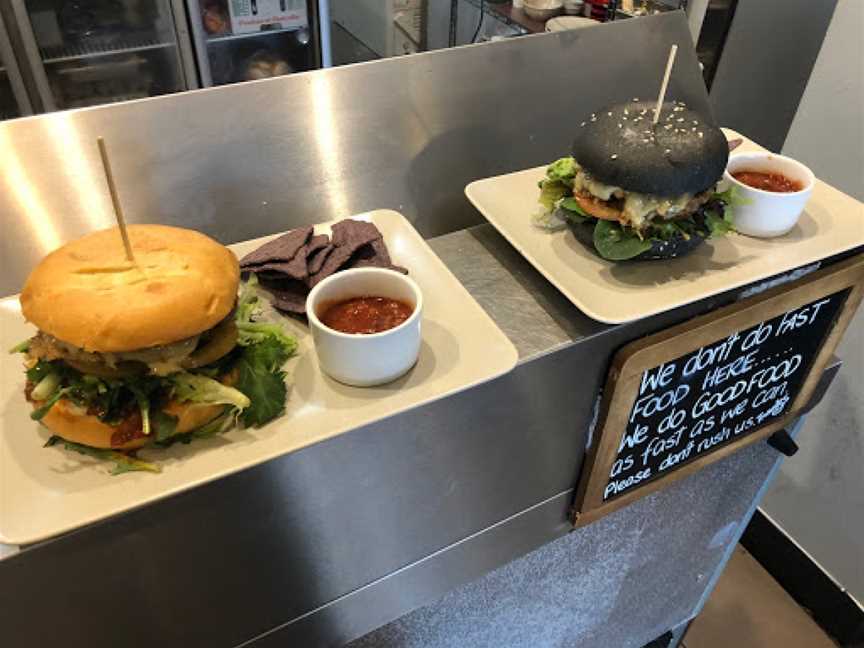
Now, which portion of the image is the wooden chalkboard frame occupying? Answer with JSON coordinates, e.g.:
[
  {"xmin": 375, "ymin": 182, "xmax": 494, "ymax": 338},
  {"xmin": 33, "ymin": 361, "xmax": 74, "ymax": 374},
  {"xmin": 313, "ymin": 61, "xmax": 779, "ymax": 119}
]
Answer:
[{"xmin": 572, "ymin": 254, "xmax": 864, "ymax": 527}]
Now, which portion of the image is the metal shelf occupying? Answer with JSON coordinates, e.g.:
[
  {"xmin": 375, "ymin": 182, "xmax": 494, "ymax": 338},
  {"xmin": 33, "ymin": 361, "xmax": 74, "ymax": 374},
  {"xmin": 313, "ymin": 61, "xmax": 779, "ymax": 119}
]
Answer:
[
  {"xmin": 615, "ymin": 0, "xmax": 683, "ymax": 18},
  {"xmin": 393, "ymin": 11, "xmax": 421, "ymax": 46},
  {"xmin": 207, "ymin": 25, "xmax": 304, "ymax": 45},
  {"xmin": 41, "ymin": 37, "xmax": 175, "ymax": 64},
  {"xmin": 460, "ymin": 0, "xmax": 532, "ymax": 36}
]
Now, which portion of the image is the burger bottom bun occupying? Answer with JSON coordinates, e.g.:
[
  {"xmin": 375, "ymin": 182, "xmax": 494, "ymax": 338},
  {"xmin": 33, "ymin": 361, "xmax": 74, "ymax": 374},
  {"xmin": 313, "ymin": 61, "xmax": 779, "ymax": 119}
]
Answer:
[
  {"xmin": 37, "ymin": 399, "xmax": 227, "ymax": 451},
  {"xmin": 569, "ymin": 220, "xmax": 707, "ymax": 262}
]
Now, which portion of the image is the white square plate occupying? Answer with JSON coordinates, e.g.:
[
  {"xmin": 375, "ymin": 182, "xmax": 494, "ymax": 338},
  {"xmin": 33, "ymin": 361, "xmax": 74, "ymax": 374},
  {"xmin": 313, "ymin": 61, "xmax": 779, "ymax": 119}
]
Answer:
[
  {"xmin": 465, "ymin": 131, "xmax": 864, "ymax": 324},
  {"xmin": 0, "ymin": 210, "xmax": 518, "ymax": 544}
]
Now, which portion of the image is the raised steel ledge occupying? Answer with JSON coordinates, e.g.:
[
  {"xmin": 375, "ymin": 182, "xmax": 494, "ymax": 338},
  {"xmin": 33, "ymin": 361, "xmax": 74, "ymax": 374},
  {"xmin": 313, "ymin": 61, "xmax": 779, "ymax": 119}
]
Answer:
[{"xmin": 0, "ymin": 13, "xmax": 849, "ymax": 648}]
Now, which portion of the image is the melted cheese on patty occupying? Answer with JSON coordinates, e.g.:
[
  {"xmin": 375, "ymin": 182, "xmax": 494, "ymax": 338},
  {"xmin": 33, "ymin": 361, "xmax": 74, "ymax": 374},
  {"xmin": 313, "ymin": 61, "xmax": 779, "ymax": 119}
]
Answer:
[{"xmin": 570, "ymin": 163, "xmax": 694, "ymax": 229}]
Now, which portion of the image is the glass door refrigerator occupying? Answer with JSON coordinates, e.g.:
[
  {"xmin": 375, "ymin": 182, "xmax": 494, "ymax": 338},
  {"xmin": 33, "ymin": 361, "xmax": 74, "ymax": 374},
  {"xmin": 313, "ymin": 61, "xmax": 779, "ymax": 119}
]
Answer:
[
  {"xmin": 9, "ymin": 0, "xmax": 197, "ymax": 111},
  {"xmin": 0, "ymin": 8, "xmax": 33, "ymax": 119},
  {"xmin": 187, "ymin": 0, "xmax": 327, "ymax": 87}
]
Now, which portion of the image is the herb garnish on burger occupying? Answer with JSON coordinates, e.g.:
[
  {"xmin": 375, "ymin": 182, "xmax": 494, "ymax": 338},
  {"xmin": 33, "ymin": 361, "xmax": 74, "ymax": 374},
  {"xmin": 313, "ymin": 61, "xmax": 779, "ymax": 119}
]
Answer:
[
  {"xmin": 534, "ymin": 100, "xmax": 738, "ymax": 261},
  {"xmin": 11, "ymin": 225, "xmax": 297, "ymax": 474}
]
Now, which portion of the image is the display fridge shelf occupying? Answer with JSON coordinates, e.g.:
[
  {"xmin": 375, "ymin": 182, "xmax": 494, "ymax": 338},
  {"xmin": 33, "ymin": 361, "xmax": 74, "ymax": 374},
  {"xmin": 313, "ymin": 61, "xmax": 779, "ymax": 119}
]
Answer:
[
  {"xmin": 207, "ymin": 25, "xmax": 304, "ymax": 44},
  {"xmin": 41, "ymin": 37, "xmax": 176, "ymax": 64}
]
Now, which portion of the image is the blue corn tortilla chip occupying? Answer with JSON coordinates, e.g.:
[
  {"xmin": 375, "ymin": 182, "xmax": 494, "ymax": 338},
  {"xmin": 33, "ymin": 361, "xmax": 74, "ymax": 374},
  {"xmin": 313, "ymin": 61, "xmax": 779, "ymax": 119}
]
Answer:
[
  {"xmin": 243, "ymin": 232, "xmax": 330, "ymax": 281},
  {"xmin": 259, "ymin": 277, "xmax": 309, "ymax": 314},
  {"xmin": 239, "ymin": 226, "xmax": 312, "ymax": 267},
  {"xmin": 248, "ymin": 220, "xmax": 405, "ymax": 313},
  {"xmin": 307, "ymin": 220, "xmax": 383, "ymax": 288},
  {"xmin": 307, "ymin": 243, "xmax": 333, "ymax": 275}
]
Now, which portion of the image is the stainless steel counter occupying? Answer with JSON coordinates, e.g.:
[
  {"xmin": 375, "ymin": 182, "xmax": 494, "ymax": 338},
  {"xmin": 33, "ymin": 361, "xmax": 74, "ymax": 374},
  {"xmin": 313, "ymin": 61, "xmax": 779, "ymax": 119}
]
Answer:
[{"xmin": 0, "ymin": 13, "xmax": 845, "ymax": 648}]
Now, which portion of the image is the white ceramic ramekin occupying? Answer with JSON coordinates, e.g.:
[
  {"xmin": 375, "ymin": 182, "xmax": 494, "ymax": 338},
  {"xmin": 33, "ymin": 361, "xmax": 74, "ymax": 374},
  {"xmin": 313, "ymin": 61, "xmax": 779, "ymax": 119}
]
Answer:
[
  {"xmin": 306, "ymin": 268, "xmax": 423, "ymax": 387},
  {"xmin": 724, "ymin": 152, "xmax": 815, "ymax": 238}
]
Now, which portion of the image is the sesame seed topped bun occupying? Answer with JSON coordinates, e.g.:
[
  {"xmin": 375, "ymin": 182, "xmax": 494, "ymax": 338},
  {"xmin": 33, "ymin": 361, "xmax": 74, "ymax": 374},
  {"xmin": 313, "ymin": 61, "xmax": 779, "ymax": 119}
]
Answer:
[{"xmin": 572, "ymin": 100, "xmax": 728, "ymax": 197}]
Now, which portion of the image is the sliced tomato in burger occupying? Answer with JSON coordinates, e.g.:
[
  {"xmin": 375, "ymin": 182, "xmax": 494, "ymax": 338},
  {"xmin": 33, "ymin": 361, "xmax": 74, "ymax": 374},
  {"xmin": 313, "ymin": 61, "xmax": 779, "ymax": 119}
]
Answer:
[{"xmin": 573, "ymin": 193, "xmax": 622, "ymax": 222}]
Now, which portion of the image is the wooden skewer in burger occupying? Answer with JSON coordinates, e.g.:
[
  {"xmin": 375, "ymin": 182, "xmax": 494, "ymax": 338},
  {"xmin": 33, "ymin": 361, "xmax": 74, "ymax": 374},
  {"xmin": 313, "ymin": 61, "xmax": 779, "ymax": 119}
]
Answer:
[
  {"xmin": 536, "ymin": 45, "xmax": 736, "ymax": 261},
  {"xmin": 14, "ymin": 138, "xmax": 296, "ymax": 470}
]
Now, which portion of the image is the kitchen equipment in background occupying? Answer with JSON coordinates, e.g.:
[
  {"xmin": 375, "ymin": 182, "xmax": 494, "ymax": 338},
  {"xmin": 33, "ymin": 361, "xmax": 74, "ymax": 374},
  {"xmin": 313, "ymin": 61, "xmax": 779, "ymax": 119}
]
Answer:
[
  {"xmin": 696, "ymin": 0, "xmax": 738, "ymax": 89},
  {"xmin": 563, "ymin": 0, "xmax": 585, "ymax": 15},
  {"xmin": 587, "ymin": 0, "xmax": 609, "ymax": 20},
  {"xmin": 522, "ymin": 0, "xmax": 563, "ymax": 22},
  {"xmin": 9, "ymin": 0, "xmax": 196, "ymax": 111},
  {"xmin": 187, "ymin": 0, "xmax": 322, "ymax": 86},
  {"xmin": 0, "ymin": 7, "xmax": 33, "ymax": 119},
  {"xmin": 330, "ymin": 0, "xmax": 423, "ymax": 60},
  {"xmin": 613, "ymin": 0, "xmax": 687, "ymax": 19},
  {"xmin": 545, "ymin": 15, "xmax": 596, "ymax": 31}
]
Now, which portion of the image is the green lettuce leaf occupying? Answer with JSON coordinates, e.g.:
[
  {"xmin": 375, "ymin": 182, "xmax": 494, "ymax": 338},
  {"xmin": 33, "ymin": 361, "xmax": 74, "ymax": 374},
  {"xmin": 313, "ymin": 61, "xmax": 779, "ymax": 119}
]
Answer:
[
  {"xmin": 229, "ymin": 278, "xmax": 298, "ymax": 427},
  {"xmin": 127, "ymin": 381, "xmax": 152, "ymax": 437},
  {"xmin": 31, "ymin": 386, "xmax": 71, "ymax": 421},
  {"xmin": 151, "ymin": 410, "xmax": 179, "ymax": 442},
  {"xmin": 235, "ymin": 337, "xmax": 290, "ymax": 427},
  {"xmin": 713, "ymin": 185, "xmax": 748, "ymax": 208},
  {"xmin": 236, "ymin": 278, "xmax": 299, "ymax": 354},
  {"xmin": 44, "ymin": 436, "xmax": 161, "ymax": 475},
  {"xmin": 31, "ymin": 372, "xmax": 61, "ymax": 401},
  {"xmin": 151, "ymin": 409, "xmax": 231, "ymax": 448},
  {"xmin": 26, "ymin": 360, "xmax": 56, "ymax": 386},
  {"xmin": 538, "ymin": 181, "xmax": 569, "ymax": 212},
  {"xmin": 705, "ymin": 209, "xmax": 735, "ymax": 238},
  {"xmin": 8, "ymin": 339, "xmax": 29, "ymax": 354},
  {"xmin": 558, "ymin": 197, "xmax": 590, "ymax": 224},
  {"xmin": 593, "ymin": 220, "xmax": 653, "ymax": 261},
  {"xmin": 169, "ymin": 372, "xmax": 251, "ymax": 411},
  {"xmin": 545, "ymin": 157, "xmax": 578, "ymax": 185},
  {"xmin": 188, "ymin": 410, "xmax": 232, "ymax": 438}
]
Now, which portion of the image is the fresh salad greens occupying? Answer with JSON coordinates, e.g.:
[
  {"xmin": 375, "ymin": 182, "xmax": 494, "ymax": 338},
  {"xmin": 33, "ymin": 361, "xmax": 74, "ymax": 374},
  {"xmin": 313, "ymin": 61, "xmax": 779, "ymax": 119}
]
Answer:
[
  {"xmin": 44, "ymin": 436, "xmax": 161, "ymax": 475},
  {"xmin": 593, "ymin": 220, "xmax": 653, "ymax": 261}
]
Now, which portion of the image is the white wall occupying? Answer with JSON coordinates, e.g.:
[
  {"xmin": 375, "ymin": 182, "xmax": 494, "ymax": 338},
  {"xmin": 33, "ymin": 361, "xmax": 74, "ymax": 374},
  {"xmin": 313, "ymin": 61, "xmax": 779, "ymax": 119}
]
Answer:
[
  {"xmin": 781, "ymin": 0, "xmax": 864, "ymax": 202},
  {"xmin": 761, "ymin": 0, "xmax": 864, "ymax": 604}
]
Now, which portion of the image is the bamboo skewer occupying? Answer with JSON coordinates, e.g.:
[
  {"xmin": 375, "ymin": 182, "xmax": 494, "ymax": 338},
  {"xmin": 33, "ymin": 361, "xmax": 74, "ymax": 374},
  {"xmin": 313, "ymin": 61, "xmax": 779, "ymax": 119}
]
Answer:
[
  {"xmin": 653, "ymin": 44, "xmax": 678, "ymax": 125},
  {"xmin": 97, "ymin": 136, "xmax": 135, "ymax": 263}
]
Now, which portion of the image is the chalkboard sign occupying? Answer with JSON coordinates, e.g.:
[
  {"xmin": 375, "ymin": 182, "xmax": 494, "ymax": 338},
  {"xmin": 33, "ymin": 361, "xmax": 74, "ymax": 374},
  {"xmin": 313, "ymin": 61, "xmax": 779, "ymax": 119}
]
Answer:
[
  {"xmin": 573, "ymin": 255, "xmax": 864, "ymax": 526},
  {"xmin": 604, "ymin": 288, "xmax": 849, "ymax": 501}
]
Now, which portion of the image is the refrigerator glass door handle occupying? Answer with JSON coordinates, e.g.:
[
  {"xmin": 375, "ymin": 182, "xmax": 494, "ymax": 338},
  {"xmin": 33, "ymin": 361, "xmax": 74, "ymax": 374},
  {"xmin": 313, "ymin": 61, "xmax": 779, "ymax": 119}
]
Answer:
[
  {"xmin": 184, "ymin": 0, "xmax": 215, "ymax": 86},
  {"xmin": 0, "ymin": 7, "xmax": 33, "ymax": 115},
  {"xmin": 9, "ymin": 0, "xmax": 56, "ymax": 111}
]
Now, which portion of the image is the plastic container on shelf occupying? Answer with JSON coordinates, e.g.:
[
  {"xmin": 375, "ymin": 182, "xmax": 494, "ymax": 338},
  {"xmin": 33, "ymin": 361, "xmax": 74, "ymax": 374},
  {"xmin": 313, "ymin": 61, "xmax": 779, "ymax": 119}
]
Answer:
[
  {"xmin": 589, "ymin": 0, "xmax": 609, "ymax": 21},
  {"xmin": 563, "ymin": 0, "xmax": 584, "ymax": 15}
]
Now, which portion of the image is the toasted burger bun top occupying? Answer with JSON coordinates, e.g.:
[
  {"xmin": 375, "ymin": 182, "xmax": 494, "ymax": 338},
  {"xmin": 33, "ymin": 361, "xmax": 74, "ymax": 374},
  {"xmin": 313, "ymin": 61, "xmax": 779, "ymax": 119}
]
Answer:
[
  {"xmin": 21, "ymin": 225, "xmax": 239, "ymax": 353},
  {"xmin": 572, "ymin": 101, "xmax": 728, "ymax": 196}
]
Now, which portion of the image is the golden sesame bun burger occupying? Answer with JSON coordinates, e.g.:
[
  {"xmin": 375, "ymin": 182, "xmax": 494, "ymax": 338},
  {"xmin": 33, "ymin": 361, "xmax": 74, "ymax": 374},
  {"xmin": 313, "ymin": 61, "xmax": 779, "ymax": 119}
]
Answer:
[{"xmin": 18, "ymin": 224, "xmax": 245, "ymax": 450}]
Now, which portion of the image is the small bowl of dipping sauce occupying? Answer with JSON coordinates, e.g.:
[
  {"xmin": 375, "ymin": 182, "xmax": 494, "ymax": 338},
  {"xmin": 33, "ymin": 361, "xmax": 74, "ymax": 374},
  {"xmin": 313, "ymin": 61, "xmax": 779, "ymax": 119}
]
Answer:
[
  {"xmin": 306, "ymin": 268, "xmax": 422, "ymax": 386},
  {"xmin": 724, "ymin": 152, "xmax": 815, "ymax": 238}
]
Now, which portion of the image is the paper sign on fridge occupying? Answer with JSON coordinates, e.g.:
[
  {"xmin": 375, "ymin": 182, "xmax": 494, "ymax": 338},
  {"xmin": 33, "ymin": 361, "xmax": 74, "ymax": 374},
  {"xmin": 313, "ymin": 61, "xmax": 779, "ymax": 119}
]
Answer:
[{"xmin": 228, "ymin": 0, "xmax": 308, "ymax": 34}]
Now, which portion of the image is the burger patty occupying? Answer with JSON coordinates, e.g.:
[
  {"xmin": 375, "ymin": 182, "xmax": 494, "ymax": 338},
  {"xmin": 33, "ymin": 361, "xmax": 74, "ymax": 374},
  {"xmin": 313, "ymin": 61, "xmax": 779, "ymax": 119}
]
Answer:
[
  {"xmin": 27, "ymin": 313, "xmax": 238, "ymax": 377},
  {"xmin": 573, "ymin": 187, "xmax": 714, "ymax": 228},
  {"xmin": 569, "ymin": 162, "xmax": 715, "ymax": 229}
]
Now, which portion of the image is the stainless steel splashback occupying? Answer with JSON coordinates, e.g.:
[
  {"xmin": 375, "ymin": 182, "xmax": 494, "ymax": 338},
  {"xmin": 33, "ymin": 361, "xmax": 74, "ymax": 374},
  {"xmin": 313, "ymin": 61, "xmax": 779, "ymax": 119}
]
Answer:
[{"xmin": 0, "ymin": 12, "xmax": 708, "ymax": 295}]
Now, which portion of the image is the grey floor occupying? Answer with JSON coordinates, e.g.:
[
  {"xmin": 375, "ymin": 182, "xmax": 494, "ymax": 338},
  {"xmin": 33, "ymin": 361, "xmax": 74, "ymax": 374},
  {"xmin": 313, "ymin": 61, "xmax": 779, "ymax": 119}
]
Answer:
[
  {"xmin": 683, "ymin": 545, "xmax": 837, "ymax": 648},
  {"xmin": 760, "ymin": 307, "xmax": 864, "ymax": 603}
]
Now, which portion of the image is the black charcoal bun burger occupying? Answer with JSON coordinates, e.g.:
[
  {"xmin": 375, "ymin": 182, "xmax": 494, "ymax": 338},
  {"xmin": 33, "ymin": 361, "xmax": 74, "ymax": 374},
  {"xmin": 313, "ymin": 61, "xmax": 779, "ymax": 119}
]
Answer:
[{"xmin": 538, "ymin": 100, "xmax": 735, "ymax": 262}]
